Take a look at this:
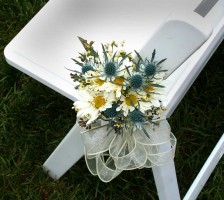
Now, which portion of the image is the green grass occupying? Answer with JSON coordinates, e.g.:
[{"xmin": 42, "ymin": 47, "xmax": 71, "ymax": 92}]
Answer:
[{"xmin": 0, "ymin": 0, "xmax": 223, "ymax": 199}]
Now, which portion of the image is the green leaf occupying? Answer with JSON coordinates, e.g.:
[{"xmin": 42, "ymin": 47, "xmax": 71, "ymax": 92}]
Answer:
[
  {"xmin": 135, "ymin": 59, "xmax": 141, "ymax": 72},
  {"xmin": 71, "ymin": 58, "xmax": 83, "ymax": 67},
  {"xmin": 91, "ymin": 49, "xmax": 99, "ymax": 60},
  {"xmin": 118, "ymin": 52, "xmax": 131, "ymax": 66},
  {"xmin": 101, "ymin": 44, "xmax": 109, "ymax": 63},
  {"xmin": 134, "ymin": 50, "xmax": 143, "ymax": 62},
  {"xmin": 149, "ymin": 83, "xmax": 165, "ymax": 88},
  {"xmin": 78, "ymin": 36, "xmax": 98, "ymax": 59},
  {"xmin": 141, "ymin": 126, "xmax": 150, "ymax": 139},
  {"xmin": 151, "ymin": 49, "xmax": 156, "ymax": 62},
  {"xmin": 112, "ymin": 51, "xmax": 117, "ymax": 62},
  {"xmin": 78, "ymin": 36, "xmax": 91, "ymax": 51},
  {"xmin": 70, "ymin": 73, "xmax": 81, "ymax": 82},
  {"xmin": 158, "ymin": 69, "xmax": 168, "ymax": 72},
  {"xmin": 156, "ymin": 58, "xmax": 167, "ymax": 66}
]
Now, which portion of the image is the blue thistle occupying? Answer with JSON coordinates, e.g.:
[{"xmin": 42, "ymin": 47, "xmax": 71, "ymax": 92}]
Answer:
[
  {"xmin": 82, "ymin": 64, "xmax": 93, "ymax": 74},
  {"xmin": 104, "ymin": 62, "xmax": 117, "ymax": 77},
  {"xmin": 130, "ymin": 74, "xmax": 143, "ymax": 89},
  {"xmin": 104, "ymin": 104, "xmax": 118, "ymax": 118},
  {"xmin": 144, "ymin": 63, "xmax": 156, "ymax": 76},
  {"xmin": 129, "ymin": 109, "xmax": 145, "ymax": 123}
]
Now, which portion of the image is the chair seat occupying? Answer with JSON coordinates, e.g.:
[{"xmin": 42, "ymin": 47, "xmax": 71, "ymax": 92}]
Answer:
[{"xmin": 5, "ymin": 0, "xmax": 224, "ymax": 107}]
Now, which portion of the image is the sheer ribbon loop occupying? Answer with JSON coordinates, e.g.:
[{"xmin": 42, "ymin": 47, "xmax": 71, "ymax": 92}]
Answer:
[{"xmin": 81, "ymin": 119, "xmax": 176, "ymax": 182}]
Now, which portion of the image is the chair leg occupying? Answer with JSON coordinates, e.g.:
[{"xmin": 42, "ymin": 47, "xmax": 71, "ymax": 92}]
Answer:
[
  {"xmin": 183, "ymin": 133, "xmax": 224, "ymax": 200},
  {"xmin": 152, "ymin": 161, "xmax": 181, "ymax": 200},
  {"xmin": 43, "ymin": 123, "xmax": 84, "ymax": 179}
]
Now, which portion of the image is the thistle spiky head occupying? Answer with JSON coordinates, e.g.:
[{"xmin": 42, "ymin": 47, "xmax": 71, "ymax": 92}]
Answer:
[
  {"xmin": 104, "ymin": 62, "xmax": 117, "ymax": 77},
  {"xmin": 82, "ymin": 64, "xmax": 93, "ymax": 74},
  {"xmin": 144, "ymin": 63, "xmax": 156, "ymax": 76},
  {"xmin": 129, "ymin": 109, "xmax": 145, "ymax": 123},
  {"xmin": 130, "ymin": 73, "xmax": 143, "ymax": 89},
  {"xmin": 103, "ymin": 104, "xmax": 118, "ymax": 118}
]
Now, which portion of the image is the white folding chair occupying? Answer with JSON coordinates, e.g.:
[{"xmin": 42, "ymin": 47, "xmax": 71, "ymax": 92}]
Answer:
[{"xmin": 4, "ymin": 0, "xmax": 224, "ymax": 199}]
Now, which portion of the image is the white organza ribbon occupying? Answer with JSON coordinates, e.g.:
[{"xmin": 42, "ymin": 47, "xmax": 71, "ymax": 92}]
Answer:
[{"xmin": 80, "ymin": 119, "xmax": 176, "ymax": 182}]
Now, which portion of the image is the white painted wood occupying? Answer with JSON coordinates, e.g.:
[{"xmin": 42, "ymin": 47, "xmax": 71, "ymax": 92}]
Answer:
[
  {"xmin": 152, "ymin": 161, "xmax": 181, "ymax": 200},
  {"xmin": 183, "ymin": 134, "xmax": 224, "ymax": 200},
  {"xmin": 4, "ymin": 0, "xmax": 224, "ymax": 117},
  {"xmin": 4, "ymin": 0, "xmax": 204, "ymax": 103},
  {"xmin": 164, "ymin": 17, "xmax": 224, "ymax": 118},
  {"xmin": 152, "ymin": 131, "xmax": 180, "ymax": 200},
  {"xmin": 139, "ymin": 9, "xmax": 212, "ymax": 78},
  {"xmin": 43, "ymin": 123, "xmax": 84, "ymax": 179}
]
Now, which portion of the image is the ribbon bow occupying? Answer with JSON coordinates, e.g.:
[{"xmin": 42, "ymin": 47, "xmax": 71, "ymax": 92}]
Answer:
[{"xmin": 80, "ymin": 119, "xmax": 176, "ymax": 182}]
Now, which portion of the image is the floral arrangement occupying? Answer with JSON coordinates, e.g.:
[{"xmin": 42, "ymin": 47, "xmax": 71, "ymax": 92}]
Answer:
[
  {"xmin": 71, "ymin": 37, "xmax": 167, "ymax": 136},
  {"xmin": 69, "ymin": 37, "xmax": 176, "ymax": 182}
]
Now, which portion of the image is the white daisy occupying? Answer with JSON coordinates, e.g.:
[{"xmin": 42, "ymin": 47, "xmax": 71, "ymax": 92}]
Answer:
[
  {"xmin": 99, "ymin": 76, "xmax": 125, "ymax": 98},
  {"xmin": 73, "ymin": 89, "xmax": 115, "ymax": 124},
  {"xmin": 116, "ymin": 92, "xmax": 139, "ymax": 116},
  {"xmin": 143, "ymin": 80, "xmax": 167, "ymax": 107},
  {"xmin": 138, "ymin": 101, "xmax": 154, "ymax": 113}
]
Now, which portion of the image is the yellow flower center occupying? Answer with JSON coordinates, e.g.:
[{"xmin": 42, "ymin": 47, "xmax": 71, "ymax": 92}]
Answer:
[
  {"xmin": 114, "ymin": 77, "xmax": 125, "ymax": 85},
  {"xmin": 144, "ymin": 86, "xmax": 154, "ymax": 92},
  {"xmin": 93, "ymin": 96, "xmax": 106, "ymax": 109},
  {"xmin": 125, "ymin": 94, "xmax": 138, "ymax": 106},
  {"xmin": 95, "ymin": 78, "xmax": 105, "ymax": 86}
]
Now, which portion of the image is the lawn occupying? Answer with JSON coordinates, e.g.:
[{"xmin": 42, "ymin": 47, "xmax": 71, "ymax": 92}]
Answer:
[{"xmin": 0, "ymin": 0, "xmax": 223, "ymax": 199}]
